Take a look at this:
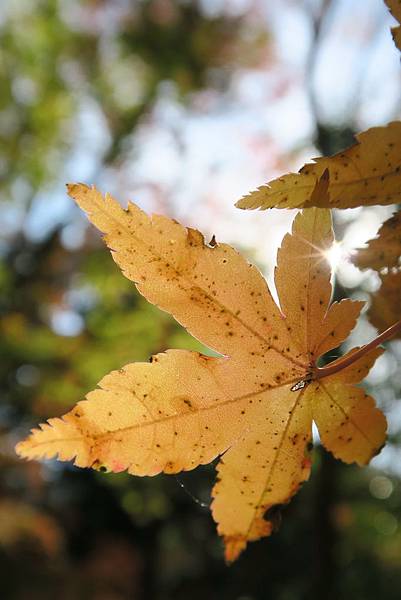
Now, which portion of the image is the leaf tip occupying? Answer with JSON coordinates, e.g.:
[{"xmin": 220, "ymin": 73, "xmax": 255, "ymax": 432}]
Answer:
[
  {"xmin": 66, "ymin": 182, "xmax": 92, "ymax": 198},
  {"xmin": 234, "ymin": 197, "xmax": 246, "ymax": 209},
  {"xmin": 15, "ymin": 432, "xmax": 38, "ymax": 461},
  {"xmin": 224, "ymin": 536, "xmax": 247, "ymax": 563},
  {"xmin": 14, "ymin": 440, "xmax": 28, "ymax": 458}
]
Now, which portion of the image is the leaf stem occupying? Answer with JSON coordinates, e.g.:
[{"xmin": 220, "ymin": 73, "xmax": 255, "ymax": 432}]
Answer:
[{"xmin": 314, "ymin": 318, "xmax": 401, "ymax": 380}]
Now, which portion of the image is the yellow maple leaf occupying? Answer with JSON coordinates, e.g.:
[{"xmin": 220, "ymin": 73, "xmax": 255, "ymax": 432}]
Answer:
[
  {"xmin": 368, "ymin": 270, "xmax": 401, "ymax": 339},
  {"xmin": 386, "ymin": 0, "xmax": 401, "ymax": 52},
  {"xmin": 236, "ymin": 122, "xmax": 401, "ymax": 210},
  {"xmin": 353, "ymin": 212, "xmax": 401, "ymax": 271},
  {"xmin": 16, "ymin": 185, "xmax": 387, "ymax": 561}
]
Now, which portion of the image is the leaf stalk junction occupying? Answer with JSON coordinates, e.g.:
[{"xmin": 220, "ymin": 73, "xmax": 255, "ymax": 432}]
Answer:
[{"xmin": 314, "ymin": 319, "xmax": 401, "ymax": 380}]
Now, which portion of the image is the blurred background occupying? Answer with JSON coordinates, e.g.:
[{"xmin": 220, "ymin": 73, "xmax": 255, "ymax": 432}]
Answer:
[{"xmin": 1, "ymin": 0, "xmax": 401, "ymax": 598}]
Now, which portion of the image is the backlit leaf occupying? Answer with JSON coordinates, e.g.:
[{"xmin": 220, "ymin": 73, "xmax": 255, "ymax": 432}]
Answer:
[
  {"xmin": 16, "ymin": 186, "xmax": 387, "ymax": 561},
  {"xmin": 368, "ymin": 270, "xmax": 401, "ymax": 338},
  {"xmin": 353, "ymin": 212, "xmax": 401, "ymax": 271},
  {"xmin": 236, "ymin": 122, "xmax": 401, "ymax": 210},
  {"xmin": 308, "ymin": 348, "xmax": 385, "ymax": 465}
]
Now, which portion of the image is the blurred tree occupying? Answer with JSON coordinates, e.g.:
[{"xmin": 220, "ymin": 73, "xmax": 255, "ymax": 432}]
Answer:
[{"xmin": 0, "ymin": 0, "xmax": 268, "ymax": 198}]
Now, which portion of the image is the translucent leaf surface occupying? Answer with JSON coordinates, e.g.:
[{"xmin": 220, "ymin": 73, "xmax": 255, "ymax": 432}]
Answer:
[
  {"xmin": 368, "ymin": 271, "xmax": 401, "ymax": 338},
  {"xmin": 17, "ymin": 187, "xmax": 387, "ymax": 561},
  {"xmin": 353, "ymin": 212, "xmax": 401, "ymax": 271},
  {"xmin": 236, "ymin": 122, "xmax": 401, "ymax": 210}
]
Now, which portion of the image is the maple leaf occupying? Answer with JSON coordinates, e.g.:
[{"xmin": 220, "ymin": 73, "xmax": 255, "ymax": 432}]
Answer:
[
  {"xmin": 353, "ymin": 212, "xmax": 401, "ymax": 271},
  {"xmin": 352, "ymin": 210, "xmax": 400, "ymax": 337},
  {"xmin": 235, "ymin": 122, "xmax": 401, "ymax": 210},
  {"xmin": 386, "ymin": 0, "xmax": 401, "ymax": 52},
  {"xmin": 367, "ymin": 271, "xmax": 401, "ymax": 339},
  {"xmin": 16, "ymin": 185, "xmax": 387, "ymax": 561}
]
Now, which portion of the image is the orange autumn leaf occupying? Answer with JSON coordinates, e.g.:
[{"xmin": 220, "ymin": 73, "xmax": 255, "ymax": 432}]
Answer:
[
  {"xmin": 352, "ymin": 208, "xmax": 401, "ymax": 338},
  {"xmin": 353, "ymin": 212, "xmax": 401, "ymax": 271},
  {"xmin": 236, "ymin": 122, "xmax": 401, "ymax": 210},
  {"xmin": 16, "ymin": 185, "xmax": 387, "ymax": 562},
  {"xmin": 368, "ymin": 271, "xmax": 401, "ymax": 339},
  {"xmin": 386, "ymin": 0, "xmax": 401, "ymax": 52}
]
